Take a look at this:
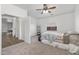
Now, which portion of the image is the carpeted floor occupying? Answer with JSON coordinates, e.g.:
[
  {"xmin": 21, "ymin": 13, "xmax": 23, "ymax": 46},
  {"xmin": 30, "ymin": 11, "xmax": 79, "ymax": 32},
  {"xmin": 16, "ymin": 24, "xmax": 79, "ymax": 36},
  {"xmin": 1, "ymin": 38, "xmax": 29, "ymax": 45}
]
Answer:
[
  {"xmin": 2, "ymin": 36, "xmax": 70, "ymax": 55},
  {"xmin": 2, "ymin": 33, "xmax": 79, "ymax": 55},
  {"xmin": 2, "ymin": 34, "xmax": 79, "ymax": 55},
  {"xmin": 2, "ymin": 32, "xmax": 24, "ymax": 48}
]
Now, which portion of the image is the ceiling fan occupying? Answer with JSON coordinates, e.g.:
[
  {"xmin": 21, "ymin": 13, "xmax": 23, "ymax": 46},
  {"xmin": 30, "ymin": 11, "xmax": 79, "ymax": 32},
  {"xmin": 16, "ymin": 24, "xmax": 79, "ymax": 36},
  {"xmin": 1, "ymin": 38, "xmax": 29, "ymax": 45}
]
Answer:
[{"xmin": 36, "ymin": 4, "xmax": 56, "ymax": 14}]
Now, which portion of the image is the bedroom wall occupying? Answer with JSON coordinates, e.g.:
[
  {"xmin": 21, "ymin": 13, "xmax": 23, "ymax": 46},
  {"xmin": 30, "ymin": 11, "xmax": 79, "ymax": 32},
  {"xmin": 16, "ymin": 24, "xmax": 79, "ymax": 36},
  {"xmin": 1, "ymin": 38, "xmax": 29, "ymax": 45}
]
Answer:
[
  {"xmin": 14, "ymin": 18, "xmax": 20, "ymax": 38},
  {"xmin": 1, "ymin": 4, "xmax": 37, "ymax": 44},
  {"xmin": 2, "ymin": 19, "xmax": 8, "ymax": 32},
  {"xmin": 75, "ymin": 5, "xmax": 79, "ymax": 33},
  {"xmin": 1, "ymin": 4, "xmax": 31, "ymax": 44},
  {"xmin": 1, "ymin": 4, "xmax": 27, "ymax": 17},
  {"xmin": 37, "ymin": 12, "xmax": 75, "ymax": 33},
  {"xmin": 24, "ymin": 17, "xmax": 31, "ymax": 43},
  {"xmin": 30, "ymin": 16, "xmax": 37, "ymax": 36}
]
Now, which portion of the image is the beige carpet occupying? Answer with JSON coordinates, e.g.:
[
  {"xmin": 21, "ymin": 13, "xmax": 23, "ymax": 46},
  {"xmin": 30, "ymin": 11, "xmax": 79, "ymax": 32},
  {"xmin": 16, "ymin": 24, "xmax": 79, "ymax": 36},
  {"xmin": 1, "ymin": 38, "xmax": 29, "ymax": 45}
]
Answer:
[
  {"xmin": 2, "ymin": 41, "xmax": 70, "ymax": 55},
  {"xmin": 2, "ymin": 32, "xmax": 24, "ymax": 48},
  {"xmin": 2, "ymin": 35, "xmax": 79, "ymax": 55}
]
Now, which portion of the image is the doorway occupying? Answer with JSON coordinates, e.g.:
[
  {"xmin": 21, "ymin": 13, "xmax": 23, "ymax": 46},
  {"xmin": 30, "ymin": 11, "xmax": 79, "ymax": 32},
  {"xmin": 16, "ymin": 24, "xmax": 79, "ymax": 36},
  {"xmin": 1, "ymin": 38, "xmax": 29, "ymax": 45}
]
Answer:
[{"xmin": 2, "ymin": 14, "xmax": 24, "ymax": 48}]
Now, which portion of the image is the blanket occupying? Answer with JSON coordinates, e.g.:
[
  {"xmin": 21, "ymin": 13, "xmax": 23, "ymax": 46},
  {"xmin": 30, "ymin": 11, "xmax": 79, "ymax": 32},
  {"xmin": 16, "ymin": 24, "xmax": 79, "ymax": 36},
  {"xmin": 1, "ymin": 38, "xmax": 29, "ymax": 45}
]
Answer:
[{"xmin": 41, "ymin": 34, "xmax": 57, "ymax": 43}]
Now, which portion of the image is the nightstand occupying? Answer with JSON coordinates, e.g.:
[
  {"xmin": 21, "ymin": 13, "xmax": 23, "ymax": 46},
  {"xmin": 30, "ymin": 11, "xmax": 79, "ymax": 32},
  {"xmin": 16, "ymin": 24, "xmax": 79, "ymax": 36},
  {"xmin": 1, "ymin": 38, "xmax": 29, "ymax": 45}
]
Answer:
[
  {"xmin": 69, "ymin": 33, "xmax": 79, "ymax": 46},
  {"xmin": 63, "ymin": 33, "xmax": 70, "ymax": 44},
  {"xmin": 63, "ymin": 32, "xmax": 79, "ymax": 44}
]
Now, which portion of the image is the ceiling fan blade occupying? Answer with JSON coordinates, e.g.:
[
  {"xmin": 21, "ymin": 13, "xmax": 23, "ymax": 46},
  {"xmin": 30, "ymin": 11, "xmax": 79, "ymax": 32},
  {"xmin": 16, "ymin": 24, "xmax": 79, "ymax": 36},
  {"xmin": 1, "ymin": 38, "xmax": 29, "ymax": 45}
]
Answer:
[
  {"xmin": 36, "ymin": 4, "xmax": 56, "ymax": 14},
  {"xmin": 48, "ymin": 11, "xmax": 51, "ymax": 13},
  {"xmin": 48, "ymin": 6, "xmax": 56, "ymax": 9},
  {"xmin": 36, "ymin": 9, "xmax": 43, "ymax": 10},
  {"xmin": 41, "ymin": 11, "xmax": 43, "ymax": 14}
]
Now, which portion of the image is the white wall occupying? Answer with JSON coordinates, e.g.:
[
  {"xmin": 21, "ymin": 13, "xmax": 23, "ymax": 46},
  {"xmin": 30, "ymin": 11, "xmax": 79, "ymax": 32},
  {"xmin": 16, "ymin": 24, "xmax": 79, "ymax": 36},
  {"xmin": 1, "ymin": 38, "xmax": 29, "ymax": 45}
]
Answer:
[
  {"xmin": 37, "ymin": 12, "xmax": 75, "ymax": 33},
  {"xmin": 75, "ymin": 5, "xmax": 79, "ymax": 33},
  {"xmin": 1, "ymin": 4, "xmax": 31, "ymax": 44},
  {"xmin": 25, "ymin": 17, "xmax": 31, "ymax": 43},
  {"xmin": 19, "ymin": 18, "xmax": 26, "ymax": 40},
  {"xmin": 21, "ymin": 18, "xmax": 26, "ymax": 40},
  {"xmin": 1, "ymin": 4, "xmax": 27, "ymax": 18},
  {"xmin": 15, "ymin": 18, "xmax": 20, "ymax": 38},
  {"xmin": 2, "ymin": 16, "xmax": 13, "ymax": 32},
  {"xmin": 2, "ymin": 19, "xmax": 8, "ymax": 32},
  {"xmin": 30, "ymin": 16, "xmax": 37, "ymax": 36}
]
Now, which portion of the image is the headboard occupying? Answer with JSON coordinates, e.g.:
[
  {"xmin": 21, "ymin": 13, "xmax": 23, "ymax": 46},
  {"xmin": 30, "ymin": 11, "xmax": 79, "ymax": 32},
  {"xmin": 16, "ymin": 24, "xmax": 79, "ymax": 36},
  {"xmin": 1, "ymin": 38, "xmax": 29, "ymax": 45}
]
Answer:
[{"xmin": 47, "ymin": 26, "xmax": 57, "ymax": 31}]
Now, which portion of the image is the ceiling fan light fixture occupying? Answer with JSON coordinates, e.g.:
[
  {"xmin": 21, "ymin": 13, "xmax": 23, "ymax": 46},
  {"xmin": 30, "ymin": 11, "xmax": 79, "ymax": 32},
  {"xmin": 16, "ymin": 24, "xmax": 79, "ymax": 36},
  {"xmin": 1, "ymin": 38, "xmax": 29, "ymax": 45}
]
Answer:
[{"xmin": 43, "ymin": 10, "xmax": 48, "ymax": 13}]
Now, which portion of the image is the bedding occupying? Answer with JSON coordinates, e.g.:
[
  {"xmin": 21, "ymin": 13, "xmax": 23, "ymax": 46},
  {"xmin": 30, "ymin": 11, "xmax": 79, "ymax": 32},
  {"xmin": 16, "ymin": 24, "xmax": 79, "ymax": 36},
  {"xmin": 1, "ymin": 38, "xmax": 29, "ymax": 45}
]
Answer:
[
  {"xmin": 41, "ymin": 30, "xmax": 79, "ymax": 54},
  {"xmin": 41, "ymin": 31, "xmax": 64, "ymax": 43},
  {"xmin": 41, "ymin": 39, "xmax": 79, "ymax": 54}
]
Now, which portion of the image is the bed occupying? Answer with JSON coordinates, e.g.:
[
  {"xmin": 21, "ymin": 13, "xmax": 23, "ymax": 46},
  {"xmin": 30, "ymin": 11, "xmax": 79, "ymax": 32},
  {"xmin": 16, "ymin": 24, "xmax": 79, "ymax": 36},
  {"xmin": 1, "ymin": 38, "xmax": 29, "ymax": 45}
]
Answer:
[
  {"xmin": 41, "ymin": 26, "xmax": 64, "ymax": 43},
  {"xmin": 41, "ymin": 26, "xmax": 79, "ymax": 54}
]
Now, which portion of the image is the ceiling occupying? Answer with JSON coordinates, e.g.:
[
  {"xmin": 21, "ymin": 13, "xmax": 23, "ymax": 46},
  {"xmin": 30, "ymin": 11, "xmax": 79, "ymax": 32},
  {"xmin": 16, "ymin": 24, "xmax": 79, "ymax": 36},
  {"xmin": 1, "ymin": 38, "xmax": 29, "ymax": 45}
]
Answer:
[{"xmin": 14, "ymin": 4, "xmax": 75, "ymax": 18}]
